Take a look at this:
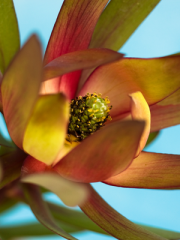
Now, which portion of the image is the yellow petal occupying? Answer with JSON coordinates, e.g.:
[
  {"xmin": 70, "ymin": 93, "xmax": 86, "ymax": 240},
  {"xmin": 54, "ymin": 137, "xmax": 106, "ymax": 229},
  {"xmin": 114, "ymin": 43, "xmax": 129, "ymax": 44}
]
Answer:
[{"xmin": 23, "ymin": 93, "xmax": 69, "ymax": 165}]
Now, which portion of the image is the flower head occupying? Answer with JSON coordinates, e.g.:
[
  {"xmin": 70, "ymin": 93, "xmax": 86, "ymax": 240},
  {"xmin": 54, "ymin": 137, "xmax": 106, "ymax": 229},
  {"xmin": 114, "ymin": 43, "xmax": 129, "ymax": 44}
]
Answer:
[{"xmin": 1, "ymin": 0, "xmax": 180, "ymax": 239}]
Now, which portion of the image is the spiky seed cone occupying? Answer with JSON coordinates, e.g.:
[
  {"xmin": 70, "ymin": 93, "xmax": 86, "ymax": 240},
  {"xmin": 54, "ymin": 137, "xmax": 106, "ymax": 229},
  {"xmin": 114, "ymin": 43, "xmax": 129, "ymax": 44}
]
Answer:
[{"xmin": 67, "ymin": 93, "xmax": 112, "ymax": 142}]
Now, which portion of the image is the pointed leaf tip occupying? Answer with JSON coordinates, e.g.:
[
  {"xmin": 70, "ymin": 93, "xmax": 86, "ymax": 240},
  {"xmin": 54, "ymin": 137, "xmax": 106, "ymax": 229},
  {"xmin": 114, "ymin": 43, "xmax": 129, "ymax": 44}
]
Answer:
[
  {"xmin": 90, "ymin": 0, "xmax": 161, "ymax": 51},
  {"xmin": 0, "ymin": 0, "xmax": 20, "ymax": 73}
]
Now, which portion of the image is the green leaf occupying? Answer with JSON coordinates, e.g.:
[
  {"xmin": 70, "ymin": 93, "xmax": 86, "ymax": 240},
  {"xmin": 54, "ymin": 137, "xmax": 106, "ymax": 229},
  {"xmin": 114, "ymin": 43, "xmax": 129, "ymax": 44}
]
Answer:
[
  {"xmin": 0, "ymin": 198, "xmax": 18, "ymax": 214},
  {"xmin": 145, "ymin": 131, "xmax": 160, "ymax": 148},
  {"xmin": 90, "ymin": 0, "xmax": 160, "ymax": 51},
  {"xmin": 0, "ymin": 0, "xmax": 20, "ymax": 73},
  {"xmin": 0, "ymin": 222, "xmax": 83, "ymax": 239},
  {"xmin": 138, "ymin": 224, "xmax": 180, "ymax": 240},
  {"xmin": 49, "ymin": 202, "xmax": 180, "ymax": 239},
  {"xmin": 48, "ymin": 202, "xmax": 107, "ymax": 235},
  {"xmin": 0, "ymin": 136, "xmax": 15, "ymax": 149},
  {"xmin": 22, "ymin": 183, "xmax": 78, "ymax": 240},
  {"xmin": 0, "ymin": 146, "xmax": 14, "ymax": 156}
]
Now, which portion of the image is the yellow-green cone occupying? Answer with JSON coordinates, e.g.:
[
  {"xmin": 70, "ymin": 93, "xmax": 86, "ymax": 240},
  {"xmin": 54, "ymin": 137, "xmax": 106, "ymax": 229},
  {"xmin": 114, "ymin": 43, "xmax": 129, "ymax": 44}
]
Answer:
[{"xmin": 67, "ymin": 93, "xmax": 112, "ymax": 142}]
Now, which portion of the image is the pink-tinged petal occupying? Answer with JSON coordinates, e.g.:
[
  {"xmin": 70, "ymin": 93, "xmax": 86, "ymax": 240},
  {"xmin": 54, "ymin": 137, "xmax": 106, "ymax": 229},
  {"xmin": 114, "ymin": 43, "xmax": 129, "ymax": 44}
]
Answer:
[
  {"xmin": 0, "ymin": 148, "xmax": 27, "ymax": 189},
  {"xmin": 1, "ymin": 35, "xmax": 43, "ymax": 149},
  {"xmin": 43, "ymin": 0, "xmax": 109, "ymax": 98},
  {"xmin": 42, "ymin": 49, "xmax": 123, "ymax": 99},
  {"xmin": 104, "ymin": 151, "xmax": 180, "ymax": 189},
  {"xmin": 90, "ymin": 0, "xmax": 160, "ymax": 51},
  {"xmin": 44, "ymin": 0, "xmax": 109, "ymax": 64},
  {"xmin": 53, "ymin": 120, "xmax": 145, "ymax": 183},
  {"xmin": 129, "ymin": 92, "xmax": 150, "ymax": 156},
  {"xmin": 23, "ymin": 93, "xmax": 69, "ymax": 165},
  {"xmin": 150, "ymin": 104, "xmax": 180, "ymax": 131},
  {"xmin": 150, "ymin": 88, "xmax": 180, "ymax": 131},
  {"xmin": 80, "ymin": 184, "xmax": 165, "ymax": 240},
  {"xmin": 22, "ymin": 173, "xmax": 89, "ymax": 207},
  {"xmin": 80, "ymin": 56, "xmax": 180, "ymax": 118},
  {"xmin": 21, "ymin": 155, "xmax": 47, "ymax": 177},
  {"xmin": 22, "ymin": 184, "xmax": 77, "ymax": 240}
]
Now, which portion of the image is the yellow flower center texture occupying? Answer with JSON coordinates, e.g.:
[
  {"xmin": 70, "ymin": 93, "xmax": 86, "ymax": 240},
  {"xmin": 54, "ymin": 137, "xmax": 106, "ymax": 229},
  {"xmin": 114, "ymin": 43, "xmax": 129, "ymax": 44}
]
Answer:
[{"xmin": 66, "ymin": 93, "xmax": 112, "ymax": 142}]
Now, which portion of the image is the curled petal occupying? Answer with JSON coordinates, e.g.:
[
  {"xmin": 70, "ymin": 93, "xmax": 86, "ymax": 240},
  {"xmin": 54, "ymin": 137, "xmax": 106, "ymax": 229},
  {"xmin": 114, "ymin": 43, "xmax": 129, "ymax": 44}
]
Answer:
[
  {"xmin": 22, "ymin": 173, "xmax": 89, "ymax": 207},
  {"xmin": 1, "ymin": 35, "xmax": 43, "ymax": 149},
  {"xmin": 104, "ymin": 151, "xmax": 180, "ymax": 189},
  {"xmin": 129, "ymin": 92, "xmax": 150, "ymax": 156},
  {"xmin": 23, "ymin": 93, "xmax": 69, "ymax": 165},
  {"xmin": 53, "ymin": 120, "xmax": 145, "ymax": 183},
  {"xmin": 42, "ymin": 49, "xmax": 123, "ymax": 99},
  {"xmin": 43, "ymin": 49, "xmax": 123, "ymax": 81},
  {"xmin": 80, "ymin": 56, "xmax": 180, "ymax": 118}
]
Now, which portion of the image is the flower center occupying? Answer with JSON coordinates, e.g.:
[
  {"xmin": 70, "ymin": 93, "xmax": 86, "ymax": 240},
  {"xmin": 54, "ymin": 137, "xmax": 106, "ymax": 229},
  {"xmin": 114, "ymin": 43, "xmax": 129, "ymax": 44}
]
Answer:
[{"xmin": 66, "ymin": 93, "xmax": 112, "ymax": 142}]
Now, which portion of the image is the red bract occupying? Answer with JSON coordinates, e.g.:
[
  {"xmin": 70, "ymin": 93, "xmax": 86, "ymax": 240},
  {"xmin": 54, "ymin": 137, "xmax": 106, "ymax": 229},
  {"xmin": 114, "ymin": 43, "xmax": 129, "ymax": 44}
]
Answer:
[{"xmin": 1, "ymin": 0, "xmax": 180, "ymax": 239}]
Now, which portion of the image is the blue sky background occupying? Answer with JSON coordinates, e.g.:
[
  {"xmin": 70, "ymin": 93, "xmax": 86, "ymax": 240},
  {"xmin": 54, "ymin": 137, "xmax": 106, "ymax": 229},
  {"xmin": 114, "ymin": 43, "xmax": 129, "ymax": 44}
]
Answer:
[{"xmin": 1, "ymin": 0, "xmax": 180, "ymax": 239}]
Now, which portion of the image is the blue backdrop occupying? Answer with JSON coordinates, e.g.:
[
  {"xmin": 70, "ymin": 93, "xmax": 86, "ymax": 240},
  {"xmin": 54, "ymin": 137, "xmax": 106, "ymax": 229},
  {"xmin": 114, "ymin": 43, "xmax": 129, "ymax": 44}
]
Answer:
[{"xmin": 0, "ymin": 0, "xmax": 180, "ymax": 239}]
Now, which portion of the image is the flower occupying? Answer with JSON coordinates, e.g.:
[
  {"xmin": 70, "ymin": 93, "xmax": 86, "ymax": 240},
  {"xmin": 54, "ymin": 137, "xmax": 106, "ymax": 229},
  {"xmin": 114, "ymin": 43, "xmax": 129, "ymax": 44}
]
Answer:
[{"xmin": 1, "ymin": 0, "xmax": 180, "ymax": 239}]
